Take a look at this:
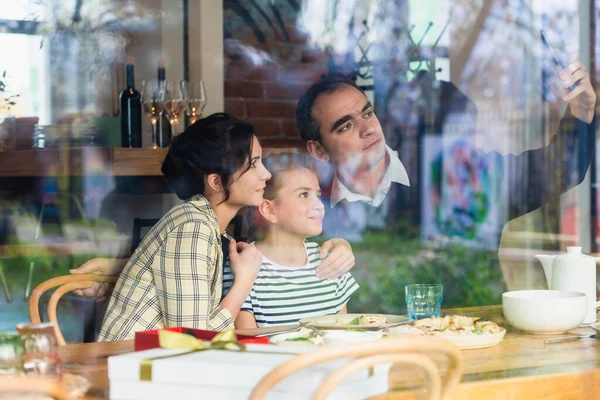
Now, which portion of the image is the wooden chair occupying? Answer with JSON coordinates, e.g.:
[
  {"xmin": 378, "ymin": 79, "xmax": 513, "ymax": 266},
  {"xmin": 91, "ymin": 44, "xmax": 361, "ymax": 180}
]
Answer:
[
  {"xmin": 29, "ymin": 274, "xmax": 118, "ymax": 345},
  {"xmin": 24, "ymin": 192, "xmax": 98, "ymax": 299},
  {"xmin": 0, "ymin": 376, "xmax": 69, "ymax": 399},
  {"xmin": 249, "ymin": 336, "xmax": 463, "ymax": 400}
]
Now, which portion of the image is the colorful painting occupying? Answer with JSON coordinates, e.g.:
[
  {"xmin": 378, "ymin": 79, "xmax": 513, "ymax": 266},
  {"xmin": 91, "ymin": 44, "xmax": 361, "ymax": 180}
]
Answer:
[{"xmin": 421, "ymin": 133, "xmax": 505, "ymax": 249}]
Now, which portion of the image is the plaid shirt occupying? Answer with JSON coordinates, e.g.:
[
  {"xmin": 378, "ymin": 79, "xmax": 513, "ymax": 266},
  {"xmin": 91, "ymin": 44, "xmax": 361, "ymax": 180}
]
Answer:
[{"xmin": 98, "ymin": 195, "xmax": 234, "ymax": 341}]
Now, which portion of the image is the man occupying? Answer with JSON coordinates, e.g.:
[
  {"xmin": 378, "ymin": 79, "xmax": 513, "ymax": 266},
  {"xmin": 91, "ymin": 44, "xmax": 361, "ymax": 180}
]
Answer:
[{"xmin": 295, "ymin": 61, "xmax": 596, "ymax": 242}]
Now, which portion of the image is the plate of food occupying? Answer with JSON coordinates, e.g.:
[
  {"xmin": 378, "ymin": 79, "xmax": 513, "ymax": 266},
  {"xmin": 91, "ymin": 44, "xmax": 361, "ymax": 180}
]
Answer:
[
  {"xmin": 269, "ymin": 327, "xmax": 324, "ymax": 346},
  {"xmin": 299, "ymin": 313, "xmax": 409, "ymax": 330},
  {"xmin": 387, "ymin": 315, "xmax": 506, "ymax": 350}
]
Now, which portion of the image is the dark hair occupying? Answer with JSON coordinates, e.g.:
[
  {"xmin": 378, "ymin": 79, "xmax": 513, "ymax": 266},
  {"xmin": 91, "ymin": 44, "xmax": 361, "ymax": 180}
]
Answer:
[
  {"xmin": 262, "ymin": 151, "xmax": 316, "ymax": 200},
  {"xmin": 296, "ymin": 76, "xmax": 364, "ymax": 143},
  {"xmin": 161, "ymin": 113, "xmax": 255, "ymax": 200}
]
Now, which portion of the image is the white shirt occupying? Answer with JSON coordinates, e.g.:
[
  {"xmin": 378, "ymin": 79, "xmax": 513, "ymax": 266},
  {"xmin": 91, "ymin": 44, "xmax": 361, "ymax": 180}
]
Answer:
[{"xmin": 330, "ymin": 145, "xmax": 410, "ymax": 208}]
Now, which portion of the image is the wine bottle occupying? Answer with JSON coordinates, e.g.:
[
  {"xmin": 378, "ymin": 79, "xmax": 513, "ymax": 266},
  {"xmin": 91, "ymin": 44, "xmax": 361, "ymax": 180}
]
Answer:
[
  {"xmin": 120, "ymin": 57, "xmax": 142, "ymax": 148},
  {"xmin": 157, "ymin": 58, "xmax": 172, "ymax": 147}
]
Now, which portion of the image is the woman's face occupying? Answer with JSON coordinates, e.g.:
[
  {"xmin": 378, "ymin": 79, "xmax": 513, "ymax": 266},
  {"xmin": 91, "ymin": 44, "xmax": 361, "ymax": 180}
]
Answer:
[{"xmin": 227, "ymin": 136, "xmax": 272, "ymax": 207}]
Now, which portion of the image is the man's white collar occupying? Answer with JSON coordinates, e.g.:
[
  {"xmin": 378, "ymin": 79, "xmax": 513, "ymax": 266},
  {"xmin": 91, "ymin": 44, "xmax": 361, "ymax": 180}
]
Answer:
[{"xmin": 330, "ymin": 145, "xmax": 410, "ymax": 207}]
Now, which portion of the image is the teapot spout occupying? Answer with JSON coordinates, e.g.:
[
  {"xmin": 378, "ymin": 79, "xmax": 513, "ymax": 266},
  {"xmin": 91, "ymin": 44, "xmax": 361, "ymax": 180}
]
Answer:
[{"xmin": 535, "ymin": 255, "xmax": 557, "ymax": 289}]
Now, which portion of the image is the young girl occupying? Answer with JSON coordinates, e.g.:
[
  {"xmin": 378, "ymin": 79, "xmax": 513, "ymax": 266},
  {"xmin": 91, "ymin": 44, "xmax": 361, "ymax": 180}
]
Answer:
[
  {"xmin": 98, "ymin": 113, "xmax": 270, "ymax": 341},
  {"xmin": 225, "ymin": 152, "xmax": 359, "ymax": 329}
]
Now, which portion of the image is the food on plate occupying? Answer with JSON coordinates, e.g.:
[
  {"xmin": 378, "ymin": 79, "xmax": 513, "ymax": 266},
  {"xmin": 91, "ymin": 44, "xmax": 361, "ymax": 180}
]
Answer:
[
  {"xmin": 346, "ymin": 314, "xmax": 388, "ymax": 326},
  {"xmin": 402, "ymin": 315, "xmax": 502, "ymax": 336},
  {"xmin": 358, "ymin": 314, "xmax": 388, "ymax": 326},
  {"xmin": 270, "ymin": 327, "xmax": 324, "ymax": 346}
]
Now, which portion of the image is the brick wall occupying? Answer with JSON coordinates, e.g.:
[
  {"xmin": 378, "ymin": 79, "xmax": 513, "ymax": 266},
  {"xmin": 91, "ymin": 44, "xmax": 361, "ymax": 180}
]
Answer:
[{"xmin": 223, "ymin": 2, "xmax": 329, "ymax": 148}]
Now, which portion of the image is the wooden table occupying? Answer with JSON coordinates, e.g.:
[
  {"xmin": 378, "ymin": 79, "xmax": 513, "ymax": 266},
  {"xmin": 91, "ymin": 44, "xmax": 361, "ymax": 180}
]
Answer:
[{"xmin": 59, "ymin": 305, "xmax": 600, "ymax": 399}]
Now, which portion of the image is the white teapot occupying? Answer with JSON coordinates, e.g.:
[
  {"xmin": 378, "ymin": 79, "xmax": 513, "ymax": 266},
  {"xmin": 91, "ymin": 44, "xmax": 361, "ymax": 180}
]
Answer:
[{"xmin": 535, "ymin": 246, "xmax": 600, "ymax": 324}]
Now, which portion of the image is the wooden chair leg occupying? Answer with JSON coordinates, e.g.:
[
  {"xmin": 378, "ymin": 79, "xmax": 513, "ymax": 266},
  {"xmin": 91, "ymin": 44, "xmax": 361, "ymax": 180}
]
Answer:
[{"xmin": 0, "ymin": 261, "xmax": 12, "ymax": 303}]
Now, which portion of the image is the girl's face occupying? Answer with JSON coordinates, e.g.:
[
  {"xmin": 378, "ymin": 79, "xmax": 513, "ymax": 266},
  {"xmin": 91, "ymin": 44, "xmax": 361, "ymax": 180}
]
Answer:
[
  {"xmin": 227, "ymin": 136, "xmax": 272, "ymax": 207},
  {"xmin": 268, "ymin": 168, "xmax": 325, "ymax": 238}
]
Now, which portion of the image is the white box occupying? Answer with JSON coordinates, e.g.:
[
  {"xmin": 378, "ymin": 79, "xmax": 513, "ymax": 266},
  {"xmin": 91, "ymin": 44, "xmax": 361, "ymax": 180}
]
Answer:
[{"xmin": 108, "ymin": 344, "xmax": 390, "ymax": 399}]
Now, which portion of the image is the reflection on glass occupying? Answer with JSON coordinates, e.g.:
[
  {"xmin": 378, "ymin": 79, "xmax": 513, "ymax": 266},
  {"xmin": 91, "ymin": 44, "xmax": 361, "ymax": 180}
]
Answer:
[
  {"xmin": 181, "ymin": 80, "xmax": 207, "ymax": 125},
  {"xmin": 0, "ymin": 332, "xmax": 24, "ymax": 376},
  {"xmin": 16, "ymin": 322, "xmax": 62, "ymax": 378}
]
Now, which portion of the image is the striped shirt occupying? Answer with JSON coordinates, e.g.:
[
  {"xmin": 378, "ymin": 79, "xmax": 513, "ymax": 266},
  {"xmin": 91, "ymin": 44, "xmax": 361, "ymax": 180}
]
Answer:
[{"xmin": 223, "ymin": 241, "xmax": 359, "ymax": 327}]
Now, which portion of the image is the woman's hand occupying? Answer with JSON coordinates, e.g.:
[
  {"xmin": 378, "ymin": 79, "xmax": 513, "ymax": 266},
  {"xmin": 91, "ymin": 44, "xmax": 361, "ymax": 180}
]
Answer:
[
  {"xmin": 316, "ymin": 238, "xmax": 355, "ymax": 280},
  {"xmin": 228, "ymin": 239, "xmax": 262, "ymax": 290},
  {"xmin": 69, "ymin": 258, "xmax": 128, "ymax": 302}
]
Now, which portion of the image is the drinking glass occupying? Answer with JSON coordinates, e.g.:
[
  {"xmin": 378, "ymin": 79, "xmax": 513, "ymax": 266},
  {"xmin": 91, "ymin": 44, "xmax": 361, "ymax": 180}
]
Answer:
[
  {"xmin": 0, "ymin": 332, "xmax": 24, "ymax": 376},
  {"xmin": 141, "ymin": 80, "xmax": 161, "ymax": 148},
  {"xmin": 16, "ymin": 322, "xmax": 62, "ymax": 377},
  {"xmin": 405, "ymin": 284, "xmax": 443, "ymax": 320},
  {"xmin": 159, "ymin": 81, "xmax": 186, "ymax": 135},
  {"xmin": 180, "ymin": 80, "xmax": 207, "ymax": 125}
]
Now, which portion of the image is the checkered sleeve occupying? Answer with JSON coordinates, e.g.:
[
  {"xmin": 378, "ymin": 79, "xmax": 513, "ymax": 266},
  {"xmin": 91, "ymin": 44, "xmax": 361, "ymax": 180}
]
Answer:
[{"xmin": 153, "ymin": 221, "xmax": 233, "ymax": 331}]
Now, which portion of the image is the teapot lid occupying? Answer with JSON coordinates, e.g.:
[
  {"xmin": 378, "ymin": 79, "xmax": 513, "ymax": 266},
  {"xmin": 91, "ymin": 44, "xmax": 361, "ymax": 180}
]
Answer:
[
  {"xmin": 567, "ymin": 246, "xmax": 582, "ymax": 254},
  {"xmin": 558, "ymin": 246, "xmax": 594, "ymax": 260}
]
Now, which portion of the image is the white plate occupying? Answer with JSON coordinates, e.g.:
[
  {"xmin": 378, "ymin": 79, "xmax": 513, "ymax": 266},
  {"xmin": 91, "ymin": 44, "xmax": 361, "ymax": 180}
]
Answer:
[
  {"xmin": 270, "ymin": 327, "xmax": 323, "ymax": 346},
  {"xmin": 387, "ymin": 326, "xmax": 507, "ymax": 350},
  {"xmin": 299, "ymin": 313, "xmax": 409, "ymax": 330}
]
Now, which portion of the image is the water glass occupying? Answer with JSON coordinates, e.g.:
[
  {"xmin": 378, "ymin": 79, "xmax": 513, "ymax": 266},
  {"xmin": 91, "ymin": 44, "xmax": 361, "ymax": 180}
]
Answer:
[
  {"xmin": 16, "ymin": 322, "xmax": 62, "ymax": 378},
  {"xmin": 0, "ymin": 332, "xmax": 24, "ymax": 376},
  {"xmin": 405, "ymin": 284, "xmax": 443, "ymax": 320}
]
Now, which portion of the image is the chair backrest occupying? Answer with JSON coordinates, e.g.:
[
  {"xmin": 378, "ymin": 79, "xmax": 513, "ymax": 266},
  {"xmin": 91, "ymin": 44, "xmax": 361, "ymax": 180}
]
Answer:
[
  {"xmin": 0, "ymin": 376, "xmax": 69, "ymax": 399},
  {"xmin": 131, "ymin": 218, "xmax": 160, "ymax": 253},
  {"xmin": 29, "ymin": 274, "xmax": 118, "ymax": 345},
  {"xmin": 249, "ymin": 336, "xmax": 463, "ymax": 400}
]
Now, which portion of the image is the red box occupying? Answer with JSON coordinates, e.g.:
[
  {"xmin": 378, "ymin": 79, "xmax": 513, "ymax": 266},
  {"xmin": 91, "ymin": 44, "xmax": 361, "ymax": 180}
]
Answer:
[{"xmin": 134, "ymin": 327, "xmax": 268, "ymax": 351}]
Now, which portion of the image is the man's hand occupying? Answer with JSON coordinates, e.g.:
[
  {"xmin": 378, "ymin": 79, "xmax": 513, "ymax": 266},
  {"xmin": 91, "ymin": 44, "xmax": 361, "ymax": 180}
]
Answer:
[
  {"xmin": 316, "ymin": 238, "xmax": 355, "ymax": 280},
  {"xmin": 69, "ymin": 258, "xmax": 128, "ymax": 302},
  {"xmin": 561, "ymin": 59, "xmax": 596, "ymax": 124}
]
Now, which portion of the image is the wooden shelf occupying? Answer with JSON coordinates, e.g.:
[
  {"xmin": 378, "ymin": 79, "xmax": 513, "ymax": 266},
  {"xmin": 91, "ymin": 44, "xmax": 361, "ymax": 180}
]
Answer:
[
  {"xmin": 0, "ymin": 147, "xmax": 168, "ymax": 177},
  {"xmin": 0, "ymin": 141, "xmax": 304, "ymax": 177}
]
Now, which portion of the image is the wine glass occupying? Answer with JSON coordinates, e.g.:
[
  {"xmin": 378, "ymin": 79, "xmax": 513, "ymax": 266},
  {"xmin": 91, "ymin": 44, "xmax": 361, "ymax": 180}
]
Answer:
[
  {"xmin": 181, "ymin": 80, "xmax": 207, "ymax": 125},
  {"xmin": 141, "ymin": 80, "xmax": 161, "ymax": 149},
  {"xmin": 158, "ymin": 81, "xmax": 186, "ymax": 135}
]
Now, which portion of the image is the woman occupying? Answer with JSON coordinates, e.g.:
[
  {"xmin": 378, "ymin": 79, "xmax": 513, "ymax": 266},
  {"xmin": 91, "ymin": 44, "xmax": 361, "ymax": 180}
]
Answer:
[{"xmin": 98, "ymin": 113, "xmax": 270, "ymax": 341}]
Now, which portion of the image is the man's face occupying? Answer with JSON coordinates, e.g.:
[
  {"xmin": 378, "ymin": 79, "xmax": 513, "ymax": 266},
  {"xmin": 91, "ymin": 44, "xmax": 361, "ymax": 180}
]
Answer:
[{"xmin": 310, "ymin": 84, "xmax": 387, "ymax": 173}]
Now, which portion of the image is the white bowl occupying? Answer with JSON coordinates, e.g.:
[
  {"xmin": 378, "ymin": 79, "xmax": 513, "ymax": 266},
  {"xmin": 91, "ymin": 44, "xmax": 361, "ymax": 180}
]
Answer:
[
  {"xmin": 322, "ymin": 330, "xmax": 383, "ymax": 346},
  {"xmin": 502, "ymin": 290, "xmax": 587, "ymax": 334}
]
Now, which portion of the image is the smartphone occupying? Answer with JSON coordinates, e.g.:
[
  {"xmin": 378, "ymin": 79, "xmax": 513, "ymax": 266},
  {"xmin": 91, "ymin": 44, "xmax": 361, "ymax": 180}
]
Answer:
[
  {"xmin": 540, "ymin": 30, "xmax": 578, "ymax": 90},
  {"xmin": 540, "ymin": 30, "xmax": 566, "ymax": 68}
]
